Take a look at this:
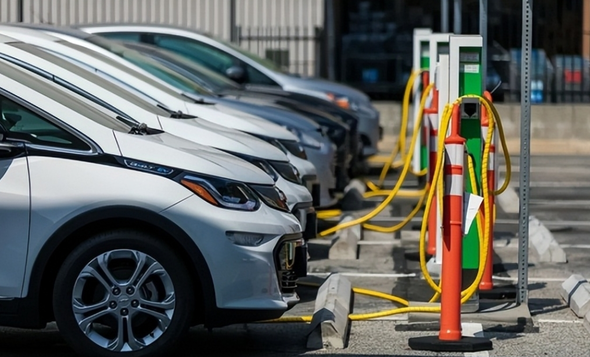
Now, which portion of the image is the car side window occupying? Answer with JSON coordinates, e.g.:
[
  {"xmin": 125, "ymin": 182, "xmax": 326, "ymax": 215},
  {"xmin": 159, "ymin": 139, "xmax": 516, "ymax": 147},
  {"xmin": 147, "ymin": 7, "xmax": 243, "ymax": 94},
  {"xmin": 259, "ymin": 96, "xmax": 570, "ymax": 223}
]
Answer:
[
  {"xmin": 0, "ymin": 95, "xmax": 90, "ymax": 151},
  {"xmin": 244, "ymin": 64, "xmax": 279, "ymax": 86},
  {"xmin": 151, "ymin": 34, "xmax": 236, "ymax": 74},
  {"xmin": 100, "ymin": 32, "xmax": 142, "ymax": 42}
]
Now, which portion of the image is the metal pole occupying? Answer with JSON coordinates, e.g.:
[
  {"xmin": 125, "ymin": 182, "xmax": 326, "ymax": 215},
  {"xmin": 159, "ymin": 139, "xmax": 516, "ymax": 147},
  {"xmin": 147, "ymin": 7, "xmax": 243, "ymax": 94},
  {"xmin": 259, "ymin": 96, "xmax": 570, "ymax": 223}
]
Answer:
[
  {"xmin": 454, "ymin": 0, "xmax": 462, "ymax": 34},
  {"xmin": 480, "ymin": 0, "xmax": 488, "ymax": 90},
  {"xmin": 326, "ymin": 0, "xmax": 336, "ymax": 81},
  {"xmin": 229, "ymin": 0, "xmax": 237, "ymax": 42},
  {"xmin": 442, "ymin": 0, "xmax": 449, "ymax": 32},
  {"xmin": 18, "ymin": 0, "xmax": 24, "ymax": 22},
  {"xmin": 518, "ymin": 0, "xmax": 533, "ymax": 305}
]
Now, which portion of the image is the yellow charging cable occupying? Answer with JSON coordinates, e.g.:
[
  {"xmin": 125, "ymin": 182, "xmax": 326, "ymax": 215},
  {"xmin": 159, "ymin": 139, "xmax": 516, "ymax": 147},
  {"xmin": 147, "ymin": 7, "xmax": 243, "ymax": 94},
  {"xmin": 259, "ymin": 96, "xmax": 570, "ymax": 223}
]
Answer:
[
  {"xmin": 318, "ymin": 83, "xmax": 434, "ymax": 237},
  {"xmin": 271, "ymin": 97, "xmax": 503, "ymax": 323}
]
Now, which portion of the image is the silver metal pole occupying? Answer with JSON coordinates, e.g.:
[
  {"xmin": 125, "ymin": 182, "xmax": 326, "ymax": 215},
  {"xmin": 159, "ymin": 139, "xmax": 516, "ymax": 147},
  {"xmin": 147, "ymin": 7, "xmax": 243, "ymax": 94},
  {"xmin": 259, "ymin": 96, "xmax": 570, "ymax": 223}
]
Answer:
[
  {"xmin": 480, "ymin": 0, "xmax": 488, "ymax": 90},
  {"xmin": 442, "ymin": 0, "xmax": 449, "ymax": 32},
  {"xmin": 326, "ymin": 0, "xmax": 336, "ymax": 81},
  {"xmin": 454, "ymin": 0, "xmax": 462, "ymax": 34},
  {"xmin": 518, "ymin": 0, "xmax": 533, "ymax": 305},
  {"xmin": 229, "ymin": 0, "xmax": 237, "ymax": 43}
]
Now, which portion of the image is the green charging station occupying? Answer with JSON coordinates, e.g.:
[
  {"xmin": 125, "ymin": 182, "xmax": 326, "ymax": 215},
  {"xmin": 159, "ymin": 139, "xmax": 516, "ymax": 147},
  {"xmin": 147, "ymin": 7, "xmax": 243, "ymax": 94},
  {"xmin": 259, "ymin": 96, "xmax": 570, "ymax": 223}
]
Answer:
[
  {"xmin": 412, "ymin": 28, "xmax": 432, "ymax": 178},
  {"xmin": 449, "ymin": 35, "xmax": 484, "ymax": 311}
]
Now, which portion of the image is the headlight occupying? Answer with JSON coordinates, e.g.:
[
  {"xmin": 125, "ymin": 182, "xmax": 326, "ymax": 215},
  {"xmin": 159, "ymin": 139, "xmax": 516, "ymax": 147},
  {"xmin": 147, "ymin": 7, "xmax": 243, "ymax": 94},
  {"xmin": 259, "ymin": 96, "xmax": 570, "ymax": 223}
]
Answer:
[
  {"xmin": 270, "ymin": 161, "xmax": 302, "ymax": 184},
  {"xmin": 299, "ymin": 131, "xmax": 323, "ymax": 150},
  {"xmin": 284, "ymin": 126, "xmax": 321, "ymax": 151},
  {"xmin": 327, "ymin": 93, "xmax": 359, "ymax": 111},
  {"xmin": 250, "ymin": 184, "xmax": 290, "ymax": 212},
  {"xmin": 250, "ymin": 159, "xmax": 279, "ymax": 182},
  {"xmin": 180, "ymin": 174, "xmax": 260, "ymax": 211}
]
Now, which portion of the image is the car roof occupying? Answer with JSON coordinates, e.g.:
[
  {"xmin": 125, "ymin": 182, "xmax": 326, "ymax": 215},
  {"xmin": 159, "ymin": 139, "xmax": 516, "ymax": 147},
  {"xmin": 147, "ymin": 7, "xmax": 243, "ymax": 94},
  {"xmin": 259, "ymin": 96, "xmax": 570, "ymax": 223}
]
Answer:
[
  {"xmin": 75, "ymin": 23, "xmax": 211, "ymax": 36},
  {"xmin": 5, "ymin": 22, "xmax": 93, "ymax": 39}
]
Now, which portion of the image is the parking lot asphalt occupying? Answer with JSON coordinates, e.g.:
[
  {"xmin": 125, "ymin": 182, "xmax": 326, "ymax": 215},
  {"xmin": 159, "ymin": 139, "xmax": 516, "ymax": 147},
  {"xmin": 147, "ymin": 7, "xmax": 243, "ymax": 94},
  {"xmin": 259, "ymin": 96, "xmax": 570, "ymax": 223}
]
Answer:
[{"xmin": 1, "ymin": 153, "xmax": 590, "ymax": 357}]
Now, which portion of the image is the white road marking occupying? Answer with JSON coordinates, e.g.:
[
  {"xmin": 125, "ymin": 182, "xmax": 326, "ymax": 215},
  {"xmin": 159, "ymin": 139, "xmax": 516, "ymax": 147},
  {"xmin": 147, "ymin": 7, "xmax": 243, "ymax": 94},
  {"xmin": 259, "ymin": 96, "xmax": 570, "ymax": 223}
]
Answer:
[
  {"xmin": 308, "ymin": 272, "xmax": 417, "ymax": 278},
  {"xmin": 462, "ymin": 322, "xmax": 489, "ymax": 357},
  {"xmin": 537, "ymin": 319, "xmax": 583, "ymax": 324},
  {"xmin": 561, "ymin": 244, "xmax": 590, "ymax": 249},
  {"xmin": 308, "ymin": 272, "xmax": 568, "ymax": 282},
  {"xmin": 530, "ymin": 199, "xmax": 590, "ymax": 206},
  {"xmin": 367, "ymin": 216, "xmax": 590, "ymax": 227},
  {"xmin": 492, "ymin": 276, "xmax": 567, "ymax": 282},
  {"xmin": 501, "ymin": 165, "xmax": 590, "ymax": 174},
  {"xmin": 526, "ymin": 181, "xmax": 590, "ymax": 188}
]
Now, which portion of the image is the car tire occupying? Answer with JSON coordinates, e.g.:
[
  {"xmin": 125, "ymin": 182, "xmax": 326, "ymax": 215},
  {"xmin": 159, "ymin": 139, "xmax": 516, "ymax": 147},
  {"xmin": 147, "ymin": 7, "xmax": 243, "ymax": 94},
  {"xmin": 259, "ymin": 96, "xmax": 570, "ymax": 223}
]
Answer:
[{"xmin": 53, "ymin": 229, "xmax": 195, "ymax": 357}]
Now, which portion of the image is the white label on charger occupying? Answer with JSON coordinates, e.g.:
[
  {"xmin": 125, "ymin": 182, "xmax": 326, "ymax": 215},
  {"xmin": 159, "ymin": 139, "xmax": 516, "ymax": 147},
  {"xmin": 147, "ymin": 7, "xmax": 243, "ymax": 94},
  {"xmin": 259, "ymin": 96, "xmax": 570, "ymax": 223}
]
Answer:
[
  {"xmin": 463, "ymin": 192, "xmax": 484, "ymax": 235},
  {"xmin": 461, "ymin": 64, "xmax": 480, "ymax": 74}
]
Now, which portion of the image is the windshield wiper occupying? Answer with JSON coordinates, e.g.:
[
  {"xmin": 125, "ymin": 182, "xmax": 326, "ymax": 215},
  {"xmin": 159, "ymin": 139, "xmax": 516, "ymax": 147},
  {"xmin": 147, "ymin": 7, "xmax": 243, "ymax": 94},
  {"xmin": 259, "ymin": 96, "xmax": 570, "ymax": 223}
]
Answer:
[
  {"xmin": 156, "ymin": 104, "xmax": 198, "ymax": 119},
  {"xmin": 125, "ymin": 121, "xmax": 164, "ymax": 135},
  {"xmin": 181, "ymin": 92, "xmax": 217, "ymax": 105}
]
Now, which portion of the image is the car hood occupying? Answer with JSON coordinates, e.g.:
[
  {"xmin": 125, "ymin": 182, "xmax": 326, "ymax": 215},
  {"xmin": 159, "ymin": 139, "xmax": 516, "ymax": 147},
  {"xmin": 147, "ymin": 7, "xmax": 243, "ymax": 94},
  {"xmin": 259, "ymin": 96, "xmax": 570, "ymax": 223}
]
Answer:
[
  {"xmin": 274, "ymin": 73, "xmax": 371, "ymax": 104},
  {"xmin": 113, "ymin": 131, "xmax": 274, "ymax": 185},
  {"xmin": 211, "ymin": 97, "xmax": 320, "ymax": 132},
  {"xmin": 184, "ymin": 102, "xmax": 298, "ymax": 141},
  {"xmin": 157, "ymin": 115, "xmax": 288, "ymax": 162}
]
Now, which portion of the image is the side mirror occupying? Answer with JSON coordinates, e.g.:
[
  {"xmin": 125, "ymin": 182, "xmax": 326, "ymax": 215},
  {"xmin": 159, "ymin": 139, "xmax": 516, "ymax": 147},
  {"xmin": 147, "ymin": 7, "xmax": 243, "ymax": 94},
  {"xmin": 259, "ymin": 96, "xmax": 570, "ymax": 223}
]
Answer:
[{"xmin": 225, "ymin": 66, "xmax": 245, "ymax": 82}]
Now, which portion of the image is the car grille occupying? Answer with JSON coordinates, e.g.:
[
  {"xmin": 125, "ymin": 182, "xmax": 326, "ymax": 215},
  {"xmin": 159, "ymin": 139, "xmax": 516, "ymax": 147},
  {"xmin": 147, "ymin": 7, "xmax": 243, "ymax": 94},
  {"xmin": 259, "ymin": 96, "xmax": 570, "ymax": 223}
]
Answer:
[{"xmin": 273, "ymin": 234, "xmax": 305, "ymax": 292}]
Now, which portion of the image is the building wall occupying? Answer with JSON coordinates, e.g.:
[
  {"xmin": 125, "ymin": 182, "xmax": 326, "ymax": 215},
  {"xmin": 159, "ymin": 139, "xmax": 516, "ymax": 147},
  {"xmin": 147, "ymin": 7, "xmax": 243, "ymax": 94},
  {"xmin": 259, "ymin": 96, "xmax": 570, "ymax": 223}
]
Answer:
[{"xmin": 1, "ymin": 0, "xmax": 324, "ymax": 75}]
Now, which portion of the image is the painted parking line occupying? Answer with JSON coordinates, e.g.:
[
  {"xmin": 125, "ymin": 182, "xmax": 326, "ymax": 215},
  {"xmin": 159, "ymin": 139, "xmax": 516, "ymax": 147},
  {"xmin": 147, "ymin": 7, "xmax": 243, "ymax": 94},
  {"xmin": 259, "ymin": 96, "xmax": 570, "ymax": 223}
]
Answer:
[
  {"xmin": 368, "ymin": 216, "xmax": 590, "ymax": 227},
  {"xmin": 309, "ymin": 272, "xmax": 569, "ymax": 283}
]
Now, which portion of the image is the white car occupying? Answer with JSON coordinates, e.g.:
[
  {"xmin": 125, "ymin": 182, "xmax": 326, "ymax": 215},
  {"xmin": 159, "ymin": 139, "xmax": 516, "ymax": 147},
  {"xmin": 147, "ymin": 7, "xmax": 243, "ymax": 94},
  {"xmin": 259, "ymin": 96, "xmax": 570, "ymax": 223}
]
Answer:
[
  {"xmin": 77, "ymin": 23, "xmax": 382, "ymax": 158},
  {"xmin": 0, "ymin": 24, "xmax": 338, "ymax": 208},
  {"xmin": 0, "ymin": 56, "xmax": 305, "ymax": 356},
  {"xmin": 0, "ymin": 34, "xmax": 317, "ymax": 239}
]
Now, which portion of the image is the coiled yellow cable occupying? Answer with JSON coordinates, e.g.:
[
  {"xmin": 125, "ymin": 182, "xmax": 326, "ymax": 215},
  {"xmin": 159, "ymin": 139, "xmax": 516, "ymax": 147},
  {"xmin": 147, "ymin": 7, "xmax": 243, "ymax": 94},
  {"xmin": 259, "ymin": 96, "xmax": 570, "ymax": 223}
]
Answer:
[{"xmin": 318, "ymin": 83, "xmax": 434, "ymax": 237}]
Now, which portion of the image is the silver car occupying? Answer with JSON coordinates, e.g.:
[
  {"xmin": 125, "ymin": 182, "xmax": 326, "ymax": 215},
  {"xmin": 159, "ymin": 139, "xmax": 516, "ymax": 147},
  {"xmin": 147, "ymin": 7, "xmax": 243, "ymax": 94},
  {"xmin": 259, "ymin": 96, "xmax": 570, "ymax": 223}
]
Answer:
[{"xmin": 77, "ymin": 23, "xmax": 382, "ymax": 158}]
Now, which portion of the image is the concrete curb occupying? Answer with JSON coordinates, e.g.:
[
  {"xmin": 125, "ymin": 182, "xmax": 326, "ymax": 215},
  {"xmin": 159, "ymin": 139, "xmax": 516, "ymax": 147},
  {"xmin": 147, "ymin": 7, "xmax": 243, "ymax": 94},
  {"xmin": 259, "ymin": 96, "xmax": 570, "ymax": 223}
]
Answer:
[
  {"xmin": 339, "ymin": 178, "xmax": 367, "ymax": 211},
  {"xmin": 496, "ymin": 182, "xmax": 520, "ymax": 214},
  {"xmin": 528, "ymin": 216, "xmax": 567, "ymax": 263},
  {"xmin": 495, "ymin": 183, "xmax": 567, "ymax": 263},
  {"xmin": 328, "ymin": 215, "xmax": 362, "ymax": 260},
  {"xmin": 560, "ymin": 274, "xmax": 590, "ymax": 318},
  {"xmin": 306, "ymin": 274, "xmax": 353, "ymax": 349}
]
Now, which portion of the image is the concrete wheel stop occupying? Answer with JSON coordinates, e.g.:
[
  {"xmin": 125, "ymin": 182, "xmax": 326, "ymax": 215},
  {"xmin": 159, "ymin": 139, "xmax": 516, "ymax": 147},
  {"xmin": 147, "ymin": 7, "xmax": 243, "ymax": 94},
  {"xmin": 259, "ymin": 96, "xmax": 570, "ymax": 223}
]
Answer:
[{"xmin": 306, "ymin": 273, "xmax": 353, "ymax": 349}]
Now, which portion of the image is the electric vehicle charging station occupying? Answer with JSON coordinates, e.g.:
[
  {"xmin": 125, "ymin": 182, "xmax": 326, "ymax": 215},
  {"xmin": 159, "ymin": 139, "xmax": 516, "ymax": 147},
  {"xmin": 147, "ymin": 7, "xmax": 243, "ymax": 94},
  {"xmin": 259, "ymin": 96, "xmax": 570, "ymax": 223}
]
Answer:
[
  {"xmin": 448, "ymin": 34, "xmax": 485, "ymax": 312},
  {"xmin": 412, "ymin": 28, "xmax": 432, "ymax": 181},
  {"xmin": 425, "ymin": 33, "xmax": 452, "ymax": 275}
]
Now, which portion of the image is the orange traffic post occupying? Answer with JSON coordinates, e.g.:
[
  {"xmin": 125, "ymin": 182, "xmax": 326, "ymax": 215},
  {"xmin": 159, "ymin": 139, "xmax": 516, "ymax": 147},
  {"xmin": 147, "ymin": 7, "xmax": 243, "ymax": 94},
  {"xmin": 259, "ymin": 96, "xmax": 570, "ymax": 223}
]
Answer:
[
  {"xmin": 424, "ymin": 89, "xmax": 439, "ymax": 257},
  {"xmin": 479, "ymin": 91, "xmax": 494, "ymax": 291},
  {"xmin": 409, "ymin": 105, "xmax": 492, "ymax": 352},
  {"xmin": 478, "ymin": 92, "xmax": 517, "ymax": 300},
  {"xmin": 439, "ymin": 104, "xmax": 465, "ymax": 341}
]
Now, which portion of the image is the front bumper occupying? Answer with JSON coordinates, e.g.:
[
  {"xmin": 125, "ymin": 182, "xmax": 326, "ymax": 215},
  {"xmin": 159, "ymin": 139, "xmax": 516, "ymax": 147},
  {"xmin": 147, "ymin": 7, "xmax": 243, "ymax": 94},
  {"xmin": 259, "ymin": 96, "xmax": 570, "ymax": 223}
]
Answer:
[
  {"xmin": 291, "ymin": 202, "xmax": 317, "ymax": 240},
  {"xmin": 161, "ymin": 195, "xmax": 304, "ymax": 316},
  {"xmin": 302, "ymin": 143, "xmax": 338, "ymax": 208},
  {"xmin": 357, "ymin": 105, "xmax": 381, "ymax": 157},
  {"xmin": 325, "ymin": 126, "xmax": 352, "ymax": 191}
]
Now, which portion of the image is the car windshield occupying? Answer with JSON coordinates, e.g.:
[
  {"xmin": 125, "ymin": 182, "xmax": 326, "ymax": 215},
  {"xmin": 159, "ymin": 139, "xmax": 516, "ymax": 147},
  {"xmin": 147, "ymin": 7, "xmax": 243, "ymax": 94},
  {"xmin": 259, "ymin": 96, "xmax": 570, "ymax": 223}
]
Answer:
[
  {"xmin": 121, "ymin": 42, "xmax": 242, "ymax": 92},
  {"xmin": 55, "ymin": 39, "xmax": 192, "ymax": 102},
  {"xmin": 204, "ymin": 32, "xmax": 289, "ymax": 74},
  {"xmin": 86, "ymin": 36, "xmax": 215, "ymax": 96},
  {"xmin": 0, "ymin": 59, "xmax": 132, "ymax": 132},
  {"xmin": 10, "ymin": 42, "xmax": 172, "ymax": 118}
]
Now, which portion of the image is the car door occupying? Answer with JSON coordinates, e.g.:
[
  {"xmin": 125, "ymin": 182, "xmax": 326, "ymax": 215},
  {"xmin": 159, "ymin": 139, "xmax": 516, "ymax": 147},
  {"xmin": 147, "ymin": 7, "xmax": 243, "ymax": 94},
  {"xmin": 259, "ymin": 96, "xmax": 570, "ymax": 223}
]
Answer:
[
  {"xmin": 0, "ymin": 94, "xmax": 30, "ymax": 298},
  {"xmin": 0, "ymin": 93, "xmax": 93, "ymax": 298}
]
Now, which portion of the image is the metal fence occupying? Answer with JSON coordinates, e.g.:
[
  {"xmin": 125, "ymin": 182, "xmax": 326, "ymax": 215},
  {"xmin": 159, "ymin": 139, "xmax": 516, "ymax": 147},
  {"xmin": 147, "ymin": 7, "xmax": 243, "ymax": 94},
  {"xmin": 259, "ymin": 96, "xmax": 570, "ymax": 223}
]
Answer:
[
  {"xmin": 0, "ymin": 0, "xmax": 325, "ymax": 78},
  {"xmin": 236, "ymin": 26, "xmax": 323, "ymax": 77}
]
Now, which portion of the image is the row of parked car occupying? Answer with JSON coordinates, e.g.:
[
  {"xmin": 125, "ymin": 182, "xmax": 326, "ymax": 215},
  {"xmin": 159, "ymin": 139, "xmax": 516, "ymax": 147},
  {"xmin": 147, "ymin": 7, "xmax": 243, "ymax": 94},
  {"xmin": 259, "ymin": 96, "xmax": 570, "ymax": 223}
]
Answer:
[{"xmin": 0, "ymin": 23, "xmax": 381, "ymax": 357}]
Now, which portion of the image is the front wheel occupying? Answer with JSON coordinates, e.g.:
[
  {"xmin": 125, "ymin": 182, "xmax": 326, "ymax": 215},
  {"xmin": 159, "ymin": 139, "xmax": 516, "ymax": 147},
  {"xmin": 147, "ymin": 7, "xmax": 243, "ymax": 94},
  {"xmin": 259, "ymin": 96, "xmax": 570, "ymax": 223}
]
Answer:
[{"xmin": 53, "ymin": 229, "xmax": 195, "ymax": 357}]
